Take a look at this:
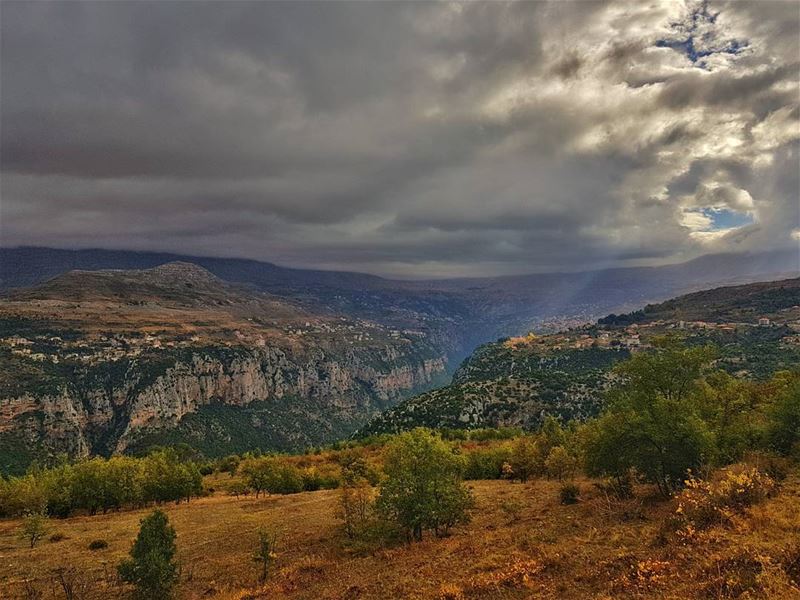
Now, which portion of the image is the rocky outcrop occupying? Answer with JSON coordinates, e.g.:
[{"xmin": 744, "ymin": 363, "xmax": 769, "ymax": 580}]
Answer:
[{"xmin": 0, "ymin": 344, "xmax": 447, "ymax": 457}]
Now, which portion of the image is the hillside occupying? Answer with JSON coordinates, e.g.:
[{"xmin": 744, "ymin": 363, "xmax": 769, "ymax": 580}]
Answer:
[
  {"xmin": 600, "ymin": 277, "xmax": 800, "ymax": 325},
  {"xmin": 363, "ymin": 278, "xmax": 800, "ymax": 434},
  {"xmin": 2, "ymin": 467, "xmax": 799, "ymax": 599},
  {"xmin": 0, "ymin": 264, "xmax": 449, "ymax": 471}
]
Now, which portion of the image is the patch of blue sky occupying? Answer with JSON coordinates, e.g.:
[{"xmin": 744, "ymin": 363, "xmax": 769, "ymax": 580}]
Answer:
[
  {"xmin": 702, "ymin": 207, "xmax": 754, "ymax": 230},
  {"xmin": 655, "ymin": 0, "xmax": 747, "ymax": 69}
]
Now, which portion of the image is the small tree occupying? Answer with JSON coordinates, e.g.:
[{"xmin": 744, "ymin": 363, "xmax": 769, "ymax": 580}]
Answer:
[
  {"xmin": 20, "ymin": 510, "xmax": 48, "ymax": 548},
  {"xmin": 339, "ymin": 457, "xmax": 376, "ymax": 539},
  {"xmin": 507, "ymin": 436, "xmax": 544, "ymax": 482},
  {"xmin": 583, "ymin": 340, "xmax": 716, "ymax": 495},
  {"xmin": 768, "ymin": 375, "xmax": 800, "ymax": 456},
  {"xmin": 376, "ymin": 429, "xmax": 473, "ymax": 541},
  {"xmin": 118, "ymin": 510, "xmax": 178, "ymax": 599},
  {"xmin": 252, "ymin": 527, "xmax": 279, "ymax": 583},
  {"xmin": 545, "ymin": 446, "xmax": 577, "ymax": 481}
]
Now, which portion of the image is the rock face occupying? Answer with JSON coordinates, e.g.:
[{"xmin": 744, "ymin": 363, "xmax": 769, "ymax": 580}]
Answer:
[
  {"xmin": 1, "ymin": 345, "xmax": 446, "ymax": 457},
  {"xmin": 0, "ymin": 262, "xmax": 455, "ymax": 465}
]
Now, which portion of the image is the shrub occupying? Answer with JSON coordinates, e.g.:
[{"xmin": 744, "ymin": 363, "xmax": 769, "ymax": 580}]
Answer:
[
  {"xmin": 239, "ymin": 457, "xmax": 304, "ymax": 497},
  {"xmin": 20, "ymin": 510, "xmax": 48, "ymax": 548},
  {"xmin": 594, "ymin": 471, "xmax": 635, "ymax": 500},
  {"xmin": 545, "ymin": 446, "xmax": 577, "ymax": 481},
  {"xmin": 118, "ymin": 510, "xmax": 178, "ymax": 599},
  {"xmin": 300, "ymin": 467, "xmax": 340, "ymax": 491},
  {"xmin": 376, "ymin": 429, "xmax": 474, "ymax": 541},
  {"xmin": 701, "ymin": 550, "xmax": 763, "ymax": 598},
  {"xmin": 499, "ymin": 497, "xmax": 524, "ymax": 522},
  {"xmin": 768, "ymin": 377, "xmax": 800, "ymax": 456},
  {"xmin": 140, "ymin": 451, "xmax": 202, "ymax": 504},
  {"xmin": 742, "ymin": 450, "xmax": 792, "ymax": 482},
  {"xmin": 339, "ymin": 479, "xmax": 375, "ymax": 539},
  {"xmin": 336, "ymin": 449, "xmax": 381, "ymax": 486},
  {"xmin": 438, "ymin": 583, "xmax": 465, "ymax": 600},
  {"xmin": 338, "ymin": 451, "xmax": 379, "ymax": 541},
  {"xmin": 216, "ymin": 455, "xmax": 241, "ymax": 474},
  {"xmin": 468, "ymin": 559, "xmax": 543, "ymax": 593},
  {"xmin": 464, "ymin": 446, "xmax": 512, "ymax": 480},
  {"xmin": 53, "ymin": 566, "xmax": 94, "ymax": 600},
  {"xmin": 669, "ymin": 465, "xmax": 776, "ymax": 537},
  {"xmin": 0, "ymin": 453, "xmax": 213, "ymax": 519},
  {"xmin": 782, "ymin": 543, "xmax": 800, "ymax": 587},
  {"xmin": 49, "ymin": 532, "xmax": 67, "ymax": 543},
  {"xmin": 252, "ymin": 526, "xmax": 279, "ymax": 583},
  {"xmin": 506, "ymin": 436, "xmax": 544, "ymax": 482},
  {"xmin": 559, "ymin": 482, "xmax": 580, "ymax": 505},
  {"xmin": 0, "ymin": 474, "xmax": 47, "ymax": 518},
  {"xmin": 227, "ymin": 480, "xmax": 251, "ymax": 498},
  {"xmin": 88, "ymin": 539, "xmax": 109, "ymax": 550}
]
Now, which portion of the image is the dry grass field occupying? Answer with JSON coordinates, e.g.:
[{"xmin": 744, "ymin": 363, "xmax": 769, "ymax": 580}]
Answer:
[{"xmin": 2, "ymin": 472, "xmax": 799, "ymax": 600}]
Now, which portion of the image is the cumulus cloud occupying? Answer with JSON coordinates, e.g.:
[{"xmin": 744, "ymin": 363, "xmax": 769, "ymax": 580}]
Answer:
[{"xmin": 1, "ymin": 0, "xmax": 798, "ymax": 277}]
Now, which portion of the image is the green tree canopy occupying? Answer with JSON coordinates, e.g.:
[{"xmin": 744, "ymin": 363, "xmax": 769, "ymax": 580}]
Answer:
[
  {"xmin": 118, "ymin": 509, "xmax": 178, "ymax": 599},
  {"xmin": 583, "ymin": 339, "xmax": 717, "ymax": 494},
  {"xmin": 376, "ymin": 428, "xmax": 473, "ymax": 541}
]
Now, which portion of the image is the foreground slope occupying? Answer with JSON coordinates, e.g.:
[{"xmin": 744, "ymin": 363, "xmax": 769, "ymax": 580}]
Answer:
[
  {"xmin": 2, "ymin": 475, "xmax": 798, "ymax": 599},
  {"xmin": 364, "ymin": 278, "xmax": 800, "ymax": 434}
]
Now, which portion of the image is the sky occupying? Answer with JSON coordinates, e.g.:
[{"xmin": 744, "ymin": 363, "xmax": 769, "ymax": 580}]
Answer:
[{"xmin": 1, "ymin": 0, "xmax": 798, "ymax": 278}]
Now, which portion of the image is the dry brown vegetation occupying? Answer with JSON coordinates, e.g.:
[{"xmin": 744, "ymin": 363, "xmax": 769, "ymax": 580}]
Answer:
[{"xmin": 2, "ymin": 469, "xmax": 799, "ymax": 600}]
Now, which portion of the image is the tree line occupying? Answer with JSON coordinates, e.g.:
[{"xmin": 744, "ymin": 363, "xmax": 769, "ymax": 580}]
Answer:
[{"xmin": 0, "ymin": 448, "xmax": 202, "ymax": 518}]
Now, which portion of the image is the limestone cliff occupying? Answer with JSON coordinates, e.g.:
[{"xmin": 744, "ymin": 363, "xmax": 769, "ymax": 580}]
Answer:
[{"xmin": 0, "ymin": 344, "xmax": 446, "ymax": 458}]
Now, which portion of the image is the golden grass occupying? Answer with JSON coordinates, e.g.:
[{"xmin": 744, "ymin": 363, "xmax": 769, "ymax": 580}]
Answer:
[{"xmin": 2, "ymin": 475, "xmax": 799, "ymax": 599}]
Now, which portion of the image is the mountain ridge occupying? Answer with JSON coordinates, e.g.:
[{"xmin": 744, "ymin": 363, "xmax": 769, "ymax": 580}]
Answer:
[{"xmin": 362, "ymin": 277, "xmax": 800, "ymax": 435}]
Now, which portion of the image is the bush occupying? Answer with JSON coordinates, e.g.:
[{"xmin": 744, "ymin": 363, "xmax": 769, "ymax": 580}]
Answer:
[
  {"xmin": 669, "ymin": 465, "xmax": 776, "ymax": 537},
  {"xmin": 464, "ymin": 446, "xmax": 512, "ymax": 480},
  {"xmin": 701, "ymin": 550, "xmax": 763, "ymax": 598},
  {"xmin": 768, "ymin": 376, "xmax": 800, "ymax": 456},
  {"xmin": 20, "ymin": 510, "xmax": 48, "ymax": 548},
  {"xmin": 742, "ymin": 450, "xmax": 793, "ymax": 482},
  {"xmin": 300, "ymin": 467, "xmax": 340, "ymax": 491},
  {"xmin": 506, "ymin": 436, "xmax": 544, "ymax": 482},
  {"xmin": 88, "ymin": 539, "xmax": 109, "ymax": 550},
  {"xmin": 594, "ymin": 471, "xmax": 635, "ymax": 500},
  {"xmin": 782, "ymin": 543, "xmax": 800, "ymax": 587},
  {"xmin": 377, "ymin": 429, "xmax": 474, "ymax": 541},
  {"xmin": 338, "ymin": 450, "xmax": 379, "ymax": 541},
  {"xmin": 559, "ymin": 482, "xmax": 580, "ymax": 505},
  {"xmin": 0, "ymin": 452, "xmax": 208, "ymax": 519},
  {"xmin": 336, "ymin": 449, "xmax": 381, "ymax": 486},
  {"xmin": 0, "ymin": 474, "xmax": 47, "ymax": 518},
  {"xmin": 239, "ymin": 457, "xmax": 304, "ymax": 497},
  {"xmin": 252, "ymin": 526, "xmax": 279, "ymax": 583},
  {"xmin": 140, "ymin": 451, "xmax": 202, "ymax": 504},
  {"xmin": 226, "ymin": 480, "xmax": 252, "ymax": 498},
  {"xmin": 49, "ymin": 532, "xmax": 67, "ymax": 543},
  {"xmin": 118, "ymin": 510, "xmax": 178, "ymax": 599},
  {"xmin": 216, "ymin": 455, "xmax": 241, "ymax": 474},
  {"xmin": 499, "ymin": 498, "xmax": 524, "ymax": 522},
  {"xmin": 545, "ymin": 446, "xmax": 578, "ymax": 481}
]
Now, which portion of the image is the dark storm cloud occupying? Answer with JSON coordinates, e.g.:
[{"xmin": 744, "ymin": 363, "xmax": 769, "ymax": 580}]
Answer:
[{"xmin": 1, "ymin": 0, "xmax": 798, "ymax": 277}]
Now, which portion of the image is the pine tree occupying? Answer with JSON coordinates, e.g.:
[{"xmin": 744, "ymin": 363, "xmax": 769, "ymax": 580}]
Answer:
[{"xmin": 118, "ymin": 510, "xmax": 178, "ymax": 599}]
